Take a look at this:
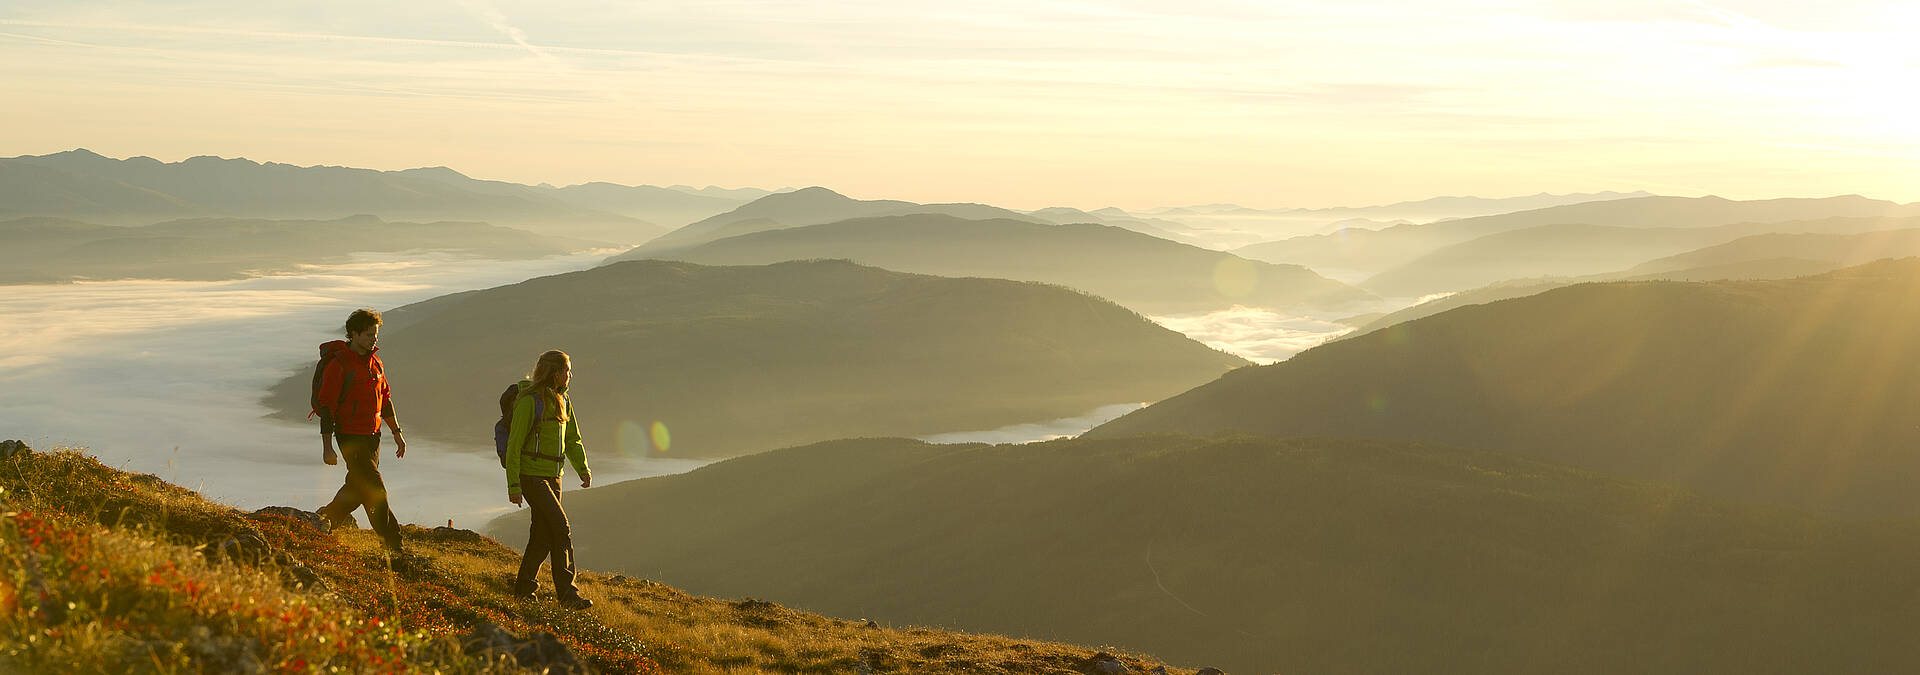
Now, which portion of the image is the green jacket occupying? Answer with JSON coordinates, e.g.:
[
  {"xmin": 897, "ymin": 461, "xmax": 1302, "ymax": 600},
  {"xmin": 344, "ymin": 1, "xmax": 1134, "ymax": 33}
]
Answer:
[{"xmin": 504, "ymin": 379, "xmax": 589, "ymax": 497}]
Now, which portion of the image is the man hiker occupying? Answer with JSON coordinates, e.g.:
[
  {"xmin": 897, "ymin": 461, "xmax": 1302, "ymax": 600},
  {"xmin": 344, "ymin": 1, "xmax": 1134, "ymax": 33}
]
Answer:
[{"xmin": 313, "ymin": 308, "xmax": 409, "ymax": 554}]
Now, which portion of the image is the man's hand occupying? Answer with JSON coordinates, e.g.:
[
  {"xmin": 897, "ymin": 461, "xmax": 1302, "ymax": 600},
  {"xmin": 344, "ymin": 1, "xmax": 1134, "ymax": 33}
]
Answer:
[
  {"xmin": 509, "ymin": 492, "xmax": 523, "ymax": 507},
  {"xmin": 581, "ymin": 475, "xmax": 592, "ymax": 489},
  {"xmin": 392, "ymin": 429, "xmax": 407, "ymax": 458},
  {"xmin": 322, "ymin": 434, "xmax": 338, "ymax": 466}
]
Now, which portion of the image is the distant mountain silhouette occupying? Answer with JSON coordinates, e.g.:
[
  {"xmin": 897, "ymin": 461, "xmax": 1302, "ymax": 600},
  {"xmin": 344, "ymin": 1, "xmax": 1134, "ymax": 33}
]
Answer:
[
  {"xmin": 390, "ymin": 169, "xmax": 749, "ymax": 231},
  {"xmin": 1238, "ymin": 195, "xmax": 1920, "ymax": 283},
  {"xmin": 1361, "ymin": 215, "xmax": 1920, "ymax": 296},
  {"xmin": 1626, "ymin": 227, "xmax": 1920, "ymax": 276},
  {"xmin": 1026, "ymin": 207, "xmax": 1209, "ymax": 246},
  {"xmin": 265, "ymin": 259, "xmax": 1247, "ymax": 458},
  {"xmin": 0, "ymin": 214, "xmax": 600, "ymax": 284},
  {"xmin": 1091, "ymin": 259, "xmax": 1920, "ymax": 518},
  {"xmin": 605, "ymin": 213, "xmax": 1374, "ymax": 314},
  {"xmin": 497, "ymin": 433, "xmax": 1920, "ymax": 675},
  {"xmin": 1133, "ymin": 191, "xmax": 1654, "ymax": 245},
  {"xmin": 629, "ymin": 186, "xmax": 1046, "ymax": 254},
  {"xmin": 1343, "ymin": 256, "xmax": 1848, "ymax": 339},
  {"xmin": 0, "ymin": 149, "xmax": 764, "ymax": 244}
]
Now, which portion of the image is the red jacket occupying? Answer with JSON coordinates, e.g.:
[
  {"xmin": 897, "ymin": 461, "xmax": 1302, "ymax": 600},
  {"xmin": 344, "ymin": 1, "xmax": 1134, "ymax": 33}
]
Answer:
[{"xmin": 314, "ymin": 340, "xmax": 395, "ymax": 436}]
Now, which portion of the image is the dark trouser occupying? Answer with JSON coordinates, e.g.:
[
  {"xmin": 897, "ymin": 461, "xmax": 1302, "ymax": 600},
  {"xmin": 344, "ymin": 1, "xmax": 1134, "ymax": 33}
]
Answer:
[
  {"xmin": 516, "ymin": 475, "xmax": 579, "ymax": 599},
  {"xmin": 319, "ymin": 433, "xmax": 403, "ymax": 552}
]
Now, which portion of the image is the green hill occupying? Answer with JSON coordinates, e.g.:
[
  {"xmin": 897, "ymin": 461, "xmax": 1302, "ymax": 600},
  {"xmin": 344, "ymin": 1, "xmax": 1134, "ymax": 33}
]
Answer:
[
  {"xmin": 0, "ymin": 445, "xmax": 1192, "ymax": 674},
  {"xmin": 1092, "ymin": 258, "xmax": 1920, "ymax": 518},
  {"xmin": 491, "ymin": 433, "xmax": 1920, "ymax": 675},
  {"xmin": 1237, "ymin": 195, "xmax": 1919, "ymax": 282},
  {"xmin": 265, "ymin": 259, "xmax": 1248, "ymax": 458},
  {"xmin": 608, "ymin": 213, "xmax": 1374, "ymax": 314},
  {"xmin": 0, "ymin": 215, "xmax": 606, "ymax": 284}
]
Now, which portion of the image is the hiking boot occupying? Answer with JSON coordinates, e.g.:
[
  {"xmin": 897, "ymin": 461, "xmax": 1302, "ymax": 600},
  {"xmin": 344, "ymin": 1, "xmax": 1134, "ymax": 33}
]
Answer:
[{"xmin": 558, "ymin": 596, "xmax": 594, "ymax": 611}]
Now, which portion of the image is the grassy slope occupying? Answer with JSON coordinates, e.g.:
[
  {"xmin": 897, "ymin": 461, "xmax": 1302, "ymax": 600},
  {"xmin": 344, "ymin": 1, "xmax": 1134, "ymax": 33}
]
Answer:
[
  {"xmin": 0, "ymin": 448, "xmax": 1189, "ymax": 674},
  {"xmin": 265, "ymin": 259, "xmax": 1249, "ymax": 459},
  {"xmin": 489, "ymin": 434, "xmax": 1920, "ymax": 675},
  {"xmin": 1093, "ymin": 258, "xmax": 1920, "ymax": 518}
]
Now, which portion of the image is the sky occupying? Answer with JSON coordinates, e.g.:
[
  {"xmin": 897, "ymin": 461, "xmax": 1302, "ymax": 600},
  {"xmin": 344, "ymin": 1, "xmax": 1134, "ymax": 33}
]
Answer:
[{"xmin": 2, "ymin": 0, "xmax": 1917, "ymax": 209}]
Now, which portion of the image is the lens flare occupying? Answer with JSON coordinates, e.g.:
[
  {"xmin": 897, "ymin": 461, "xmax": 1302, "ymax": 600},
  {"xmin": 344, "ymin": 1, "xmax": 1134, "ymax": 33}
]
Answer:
[
  {"xmin": 616, "ymin": 419, "xmax": 648, "ymax": 458},
  {"xmin": 649, "ymin": 421, "xmax": 671, "ymax": 454}
]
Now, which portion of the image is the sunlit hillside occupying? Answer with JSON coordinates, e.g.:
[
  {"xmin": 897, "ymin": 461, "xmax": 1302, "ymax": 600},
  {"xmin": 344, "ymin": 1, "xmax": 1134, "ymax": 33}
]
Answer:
[
  {"xmin": 493, "ymin": 434, "xmax": 1920, "ymax": 675},
  {"xmin": 1092, "ymin": 258, "xmax": 1920, "ymax": 518},
  {"xmin": 0, "ymin": 446, "xmax": 1195, "ymax": 674},
  {"xmin": 265, "ymin": 259, "xmax": 1249, "ymax": 458}
]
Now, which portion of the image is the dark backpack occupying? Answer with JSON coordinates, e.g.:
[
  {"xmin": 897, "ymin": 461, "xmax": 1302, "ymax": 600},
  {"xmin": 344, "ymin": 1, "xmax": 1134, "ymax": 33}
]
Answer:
[{"xmin": 493, "ymin": 385, "xmax": 544, "ymax": 467}]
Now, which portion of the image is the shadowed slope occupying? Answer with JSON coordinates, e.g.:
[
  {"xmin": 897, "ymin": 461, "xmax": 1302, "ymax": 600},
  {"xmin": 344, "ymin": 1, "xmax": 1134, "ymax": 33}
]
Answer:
[
  {"xmin": 1093, "ymin": 258, "xmax": 1920, "ymax": 517},
  {"xmin": 495, "ymin": 434, "xmax": 1920, "ymax": 675},
  {"xmin": 610, "ymin": 213, "xmax": 1374, "ymax": 314},
  {"xmin": 265, "ymin": 259, "xmax": 1248, "ymax": 458}
]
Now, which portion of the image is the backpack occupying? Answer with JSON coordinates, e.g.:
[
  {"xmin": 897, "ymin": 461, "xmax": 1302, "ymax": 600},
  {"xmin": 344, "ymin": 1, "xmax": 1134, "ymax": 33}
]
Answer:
[
  {"xmin": 493, "ymin": 385, "xmax": 544, "ymax": 468},
  {"xmin": 308, "ymin": 348, "xmax": 352, "ymax": 425}
]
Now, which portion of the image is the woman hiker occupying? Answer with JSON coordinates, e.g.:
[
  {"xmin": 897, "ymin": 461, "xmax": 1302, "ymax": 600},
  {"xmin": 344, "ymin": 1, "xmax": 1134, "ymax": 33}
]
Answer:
[{"xmin": 504, "ymin": 349, "xmax": 594, "ymax": 610}]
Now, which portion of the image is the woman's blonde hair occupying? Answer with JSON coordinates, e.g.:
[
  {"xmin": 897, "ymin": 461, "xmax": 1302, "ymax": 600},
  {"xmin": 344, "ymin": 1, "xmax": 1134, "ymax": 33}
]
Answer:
[{"xmin": 523, "ymin": 350, "xmax": 571, "ymax": 421}]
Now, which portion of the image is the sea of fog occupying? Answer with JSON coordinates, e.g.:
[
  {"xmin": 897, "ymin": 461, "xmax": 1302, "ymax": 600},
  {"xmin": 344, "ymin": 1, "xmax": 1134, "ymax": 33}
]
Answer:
[{"xmin": 0, "ymin": 252, "xmax": 1365, "ymax": 529}]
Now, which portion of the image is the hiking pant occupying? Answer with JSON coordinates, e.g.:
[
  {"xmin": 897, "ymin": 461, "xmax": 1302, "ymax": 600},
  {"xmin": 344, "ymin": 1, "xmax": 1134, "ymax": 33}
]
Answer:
[
  {"xmin": 319, "ymin": 433, "xmax": 403, "ymax": 552},
  {"xmin": 515, "ymin": 475, "xmax": 580, "ymax": 599}
]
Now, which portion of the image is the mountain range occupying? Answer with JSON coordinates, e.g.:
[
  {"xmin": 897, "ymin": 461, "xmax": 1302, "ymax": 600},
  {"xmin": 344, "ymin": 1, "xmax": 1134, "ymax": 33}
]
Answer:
[
  {"xmin": 264, "ymin": 259, "xmax": 1249, "ymax": 458},
  {"xmin": 1235, "ymin": 195, "xmax": 1920, "ymax": 285},
  {"xmin": 1360, "ymin": 215, "xmax": 1920, "ymax": 296},
  {"xmin": 608, "ymin": 213, "xmax": 1375, "ymax": 315},
  {"xmin": 0, "ymin": 149, "xmax": 765, "ymax": 244},
  {"xmin": 0, "ymin": 214, "xmax": 602, "ymax": 284}
]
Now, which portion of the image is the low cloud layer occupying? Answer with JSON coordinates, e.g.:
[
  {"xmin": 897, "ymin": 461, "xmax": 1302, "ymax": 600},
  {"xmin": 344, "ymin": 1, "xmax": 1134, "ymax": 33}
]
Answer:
[
  {"xmin": 1150, "ymin": 307, "xmax": 1354, "ymax": 364},
  {"xmin": 0, "ymin": 251, "xmax": 710, "ymax": 529}
]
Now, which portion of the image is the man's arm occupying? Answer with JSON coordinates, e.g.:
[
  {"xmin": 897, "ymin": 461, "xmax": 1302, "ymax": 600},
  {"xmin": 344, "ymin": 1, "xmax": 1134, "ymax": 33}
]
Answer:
[
  {"xmin": 382, "ymin": 381, "xmax": 405, "ymax": 457},
  {"xmin": 564, "ymin": 400, "xmax": 589, "ymax": 487}
]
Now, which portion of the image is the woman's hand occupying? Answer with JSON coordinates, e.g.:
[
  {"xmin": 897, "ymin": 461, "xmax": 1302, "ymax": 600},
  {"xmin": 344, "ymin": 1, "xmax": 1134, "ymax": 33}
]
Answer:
[
  {"xmin": 509, "ymin": 492, "xmax": 523, "ymax": 507},
  {"xmin": 581, "ymin": 475, "xmax": 592, "ymax": 488}
]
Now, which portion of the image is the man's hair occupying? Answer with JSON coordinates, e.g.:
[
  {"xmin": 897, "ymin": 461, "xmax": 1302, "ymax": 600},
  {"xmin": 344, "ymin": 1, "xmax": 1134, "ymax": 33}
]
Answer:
[{"xmin": 344, "ymin": 308, "xmax": 383, "ymax": 337}]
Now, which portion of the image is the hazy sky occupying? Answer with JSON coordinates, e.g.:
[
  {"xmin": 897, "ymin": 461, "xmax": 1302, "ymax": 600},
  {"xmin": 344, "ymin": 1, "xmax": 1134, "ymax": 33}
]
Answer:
[{"xmin": 3, "ymin": 0, "xmax": 1916, "ymax": 208}]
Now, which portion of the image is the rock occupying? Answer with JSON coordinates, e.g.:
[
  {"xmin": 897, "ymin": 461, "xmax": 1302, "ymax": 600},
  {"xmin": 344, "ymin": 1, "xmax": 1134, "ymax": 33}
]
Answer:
[
  {"xmin": 424, "ymin": 525, "xmax": 488, "ymax": 544},
  {"xmin": 1196, "ymin": 669, "xmax": 1227, "ymax": 675},
  {"xmin": 212, "ymin": 530, "xmax": 273, "ymax": 564},
  {"xmin": 732, "ymin": 597, "xmax": 777, "ymax": 611},
  {"xmin": 0, "ymin": 440, "xmax": 30, "ymax": 460},
  {"xmin": 182, "ymin": 624, "xmax": 268, "ymax": 674},
  {"xmin": 1147, "ymin": 667, "xmax": 1169, "ymax": 675},
  {"xmin": 462, "ymin": 622, "xmax": 587, "ymax": 674},
  {"xmin": 248, "ymin": 506, "xmax": 330, "ymax": 533},
  {"xmin": 1085, "ymin": 653, "xmax": 1134, "ymax": 675},
  {"xmin": 862, "ymin": 619, "xmax": 879, "ymax": 629}
]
